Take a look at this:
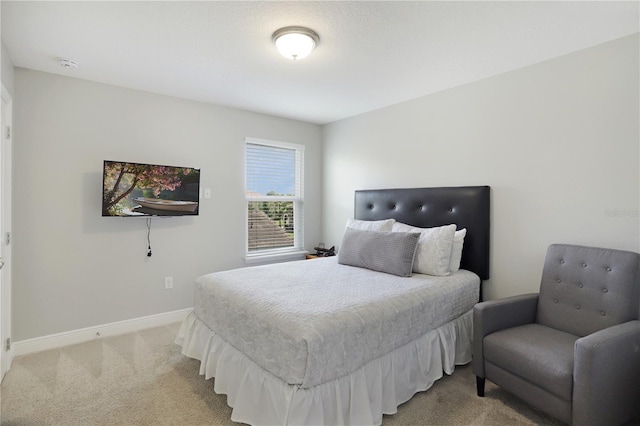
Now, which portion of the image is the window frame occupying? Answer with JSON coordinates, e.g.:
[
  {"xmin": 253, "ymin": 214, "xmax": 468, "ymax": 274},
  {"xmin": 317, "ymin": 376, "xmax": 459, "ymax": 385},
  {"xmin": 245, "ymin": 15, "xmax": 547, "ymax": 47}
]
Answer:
[{"xmin": 244, "ymin": 137, "xmax": 306, "ymax": 263}]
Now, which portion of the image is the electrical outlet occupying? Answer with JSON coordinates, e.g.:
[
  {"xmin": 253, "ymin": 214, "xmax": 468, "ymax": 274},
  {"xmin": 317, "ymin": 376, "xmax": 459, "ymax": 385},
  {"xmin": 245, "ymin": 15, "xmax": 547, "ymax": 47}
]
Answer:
[{"xmin": 164, "ymin": 276, "xmax": 173, "ymax": 289}]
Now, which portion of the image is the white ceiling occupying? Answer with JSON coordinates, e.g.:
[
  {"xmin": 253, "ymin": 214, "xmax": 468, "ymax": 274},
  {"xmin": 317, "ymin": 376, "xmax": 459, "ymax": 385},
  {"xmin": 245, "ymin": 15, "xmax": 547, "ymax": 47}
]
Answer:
[{"xmin": 2, "ymin": 1, "xmax": 638, "ymax": 125}]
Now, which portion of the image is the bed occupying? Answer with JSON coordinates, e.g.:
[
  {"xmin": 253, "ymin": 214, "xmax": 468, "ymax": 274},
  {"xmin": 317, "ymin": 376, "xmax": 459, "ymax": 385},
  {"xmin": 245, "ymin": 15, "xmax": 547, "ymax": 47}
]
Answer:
[{"xmin": 176, "ymin": 186, "xmax": 490, "ymax": 425}]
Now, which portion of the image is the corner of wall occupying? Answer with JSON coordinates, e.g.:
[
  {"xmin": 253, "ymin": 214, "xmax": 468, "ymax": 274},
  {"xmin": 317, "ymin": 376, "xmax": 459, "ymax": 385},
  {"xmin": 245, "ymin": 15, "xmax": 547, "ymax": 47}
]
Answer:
[{"xmin": 1, "ymin": 42, "xmax": 15, "ymax": 97}]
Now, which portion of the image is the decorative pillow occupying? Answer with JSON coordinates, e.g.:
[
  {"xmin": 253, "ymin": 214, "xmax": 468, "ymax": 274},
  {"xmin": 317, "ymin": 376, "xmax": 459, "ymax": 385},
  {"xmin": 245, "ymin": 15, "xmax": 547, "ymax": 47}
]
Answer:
[
  {"xmin": 449, "ymin": 228, "xmax": 467, "ymax": 272},
  {"xmin": 338, "ymin": 228, "xmax": 419, "ymax": 277},
  {"xmin": 345, "ymin": 218, "xmax": 395, "ymax": 232},
  {"xmin": 391, "ymin": 222, "xmax": 456, "ymax": 276}
]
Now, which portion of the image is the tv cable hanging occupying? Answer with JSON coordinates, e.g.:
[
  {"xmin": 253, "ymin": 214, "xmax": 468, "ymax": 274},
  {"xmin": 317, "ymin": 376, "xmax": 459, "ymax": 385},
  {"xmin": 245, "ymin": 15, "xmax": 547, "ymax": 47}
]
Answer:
[{"xmin": 146, "ymin": 217, "xmax": 152, "ymax": 257}]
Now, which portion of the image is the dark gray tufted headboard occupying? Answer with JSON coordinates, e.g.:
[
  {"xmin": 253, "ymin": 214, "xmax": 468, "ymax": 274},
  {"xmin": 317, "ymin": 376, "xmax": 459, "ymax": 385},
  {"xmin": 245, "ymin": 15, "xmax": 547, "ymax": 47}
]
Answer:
[{"xmin": 354, "ymin": 186, "xmax": 490, "ymax": 280}]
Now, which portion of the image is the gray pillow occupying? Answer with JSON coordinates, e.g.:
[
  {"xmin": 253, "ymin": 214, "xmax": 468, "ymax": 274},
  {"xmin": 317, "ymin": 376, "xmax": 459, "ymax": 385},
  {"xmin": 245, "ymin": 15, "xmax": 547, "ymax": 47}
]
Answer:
[{"xmin": 338, "ymin": 228, "xmax": 420, "ymax": 277}]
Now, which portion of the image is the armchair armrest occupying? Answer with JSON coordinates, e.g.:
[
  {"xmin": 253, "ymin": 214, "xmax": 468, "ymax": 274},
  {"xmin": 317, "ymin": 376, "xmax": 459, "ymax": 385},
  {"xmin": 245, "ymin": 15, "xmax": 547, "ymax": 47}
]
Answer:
[
  {"xmin": 472, "ymin": 293, "xmax": 539, "ymax": 379},
  {"xmin": 573, "ymin": 320, "xmax": 640, "ymax": 426}
]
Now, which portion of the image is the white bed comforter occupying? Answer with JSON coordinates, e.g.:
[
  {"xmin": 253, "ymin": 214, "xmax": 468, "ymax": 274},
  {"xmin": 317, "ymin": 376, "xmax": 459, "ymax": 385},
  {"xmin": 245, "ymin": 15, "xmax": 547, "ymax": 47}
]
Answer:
[{"xmin": 194, "ymin": 257, "xmax": 479, "ymax": 389}]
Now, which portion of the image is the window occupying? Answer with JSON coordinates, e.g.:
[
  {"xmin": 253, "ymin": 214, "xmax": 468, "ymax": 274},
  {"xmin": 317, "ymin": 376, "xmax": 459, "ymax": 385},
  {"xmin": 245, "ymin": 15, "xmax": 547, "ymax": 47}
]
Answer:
[{"xmin": 245, "ymin": 138, "xmax": 304, "ymax": 260}]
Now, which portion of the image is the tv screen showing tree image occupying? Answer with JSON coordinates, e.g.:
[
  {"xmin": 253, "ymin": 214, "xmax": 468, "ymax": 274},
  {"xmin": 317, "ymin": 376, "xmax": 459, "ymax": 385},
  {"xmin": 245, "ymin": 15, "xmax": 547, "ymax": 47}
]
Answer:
[{"xmin": 102, "ymin": 160, "xmax": 200, "ymax": 217}]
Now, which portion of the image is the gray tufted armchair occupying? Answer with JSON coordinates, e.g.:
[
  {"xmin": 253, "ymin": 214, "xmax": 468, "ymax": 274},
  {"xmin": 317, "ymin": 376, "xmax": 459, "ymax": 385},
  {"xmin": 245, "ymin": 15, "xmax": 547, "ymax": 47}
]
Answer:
[{"xmin": 473, "ymin": 244, "xmax": 640, "ymax": 425}]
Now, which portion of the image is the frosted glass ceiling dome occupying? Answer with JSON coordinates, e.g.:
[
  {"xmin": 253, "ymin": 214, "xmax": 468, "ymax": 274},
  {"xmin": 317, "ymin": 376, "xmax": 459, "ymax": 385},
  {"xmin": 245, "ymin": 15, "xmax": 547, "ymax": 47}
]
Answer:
[{"xmin": 272, "ymin": 26, "xmax": 320, "ymax": 60}]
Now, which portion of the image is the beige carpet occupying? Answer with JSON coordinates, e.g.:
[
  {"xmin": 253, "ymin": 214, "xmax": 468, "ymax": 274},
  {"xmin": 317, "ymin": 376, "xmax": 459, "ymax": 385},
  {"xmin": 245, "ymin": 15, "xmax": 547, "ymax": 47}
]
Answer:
[{"xmin": 1, "ymin": 322, "xmax": 565, "ymax": 426}]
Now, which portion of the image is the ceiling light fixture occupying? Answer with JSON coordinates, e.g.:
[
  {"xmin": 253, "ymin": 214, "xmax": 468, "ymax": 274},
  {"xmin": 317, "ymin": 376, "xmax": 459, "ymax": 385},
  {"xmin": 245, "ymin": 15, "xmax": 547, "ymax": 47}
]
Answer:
[
  {"xmin": 272, "ymin": 26, "xmax": 319, "ymax": 61},
  {"xmin": 57, "ymin": 58, "xmax": 78, "ymax": 70}
]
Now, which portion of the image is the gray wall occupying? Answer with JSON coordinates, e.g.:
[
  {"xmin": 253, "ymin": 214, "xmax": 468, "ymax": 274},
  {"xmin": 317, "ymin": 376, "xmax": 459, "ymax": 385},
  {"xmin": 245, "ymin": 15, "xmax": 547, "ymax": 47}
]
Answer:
[
  {"xmin": 13, "ymin": 69, "xmax": 322, "ymax": 340},
  {"xmin": 323, "ymin": 34, "xmax": 639, "ymax": 301},
  {"xmin": 1, "ymin": 42, "xmax": 14, "ymax": 96}
]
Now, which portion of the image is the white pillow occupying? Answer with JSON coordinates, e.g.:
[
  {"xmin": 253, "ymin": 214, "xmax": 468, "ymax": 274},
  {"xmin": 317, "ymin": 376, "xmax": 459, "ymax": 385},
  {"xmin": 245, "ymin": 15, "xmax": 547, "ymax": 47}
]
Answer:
[
  {"xmin": 449, "ymin": 228, "xmax": 467, "ymax": 272},
  {"xmin": 391, "ymin": 222, "xmax": 456, "ymax": 276},
  {"xmin": 346, "ymin": 218, "xmax": 396, "ymax": 232}
]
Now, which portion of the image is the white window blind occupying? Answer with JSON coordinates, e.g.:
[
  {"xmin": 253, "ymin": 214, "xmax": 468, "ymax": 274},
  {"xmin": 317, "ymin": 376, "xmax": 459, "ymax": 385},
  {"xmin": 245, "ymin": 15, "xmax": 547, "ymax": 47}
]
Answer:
[{"xmin": 245, "ymin": 138, "xmax": 304, "ymax": 256}]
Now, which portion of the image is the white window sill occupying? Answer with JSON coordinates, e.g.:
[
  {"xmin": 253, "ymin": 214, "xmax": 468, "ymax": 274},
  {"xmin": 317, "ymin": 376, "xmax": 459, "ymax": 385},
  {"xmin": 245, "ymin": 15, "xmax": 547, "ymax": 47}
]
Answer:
[{"xmin": 244, "ymin": 250, "xmax": 308, "ymax": 265}]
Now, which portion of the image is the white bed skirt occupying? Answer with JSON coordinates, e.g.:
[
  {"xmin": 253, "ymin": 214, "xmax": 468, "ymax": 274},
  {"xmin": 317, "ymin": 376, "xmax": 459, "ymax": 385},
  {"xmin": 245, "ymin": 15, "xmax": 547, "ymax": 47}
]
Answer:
[{"xmin": 176, "ymin": 309, "xmax": 473, "ymax": 426}]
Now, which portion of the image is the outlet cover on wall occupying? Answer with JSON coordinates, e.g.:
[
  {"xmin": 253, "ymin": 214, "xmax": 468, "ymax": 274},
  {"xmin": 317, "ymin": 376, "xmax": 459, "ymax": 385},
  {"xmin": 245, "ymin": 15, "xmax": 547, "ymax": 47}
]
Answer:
[{"xmin": 164, "ymin": 276, "xmax": 173, "ymax": 289}]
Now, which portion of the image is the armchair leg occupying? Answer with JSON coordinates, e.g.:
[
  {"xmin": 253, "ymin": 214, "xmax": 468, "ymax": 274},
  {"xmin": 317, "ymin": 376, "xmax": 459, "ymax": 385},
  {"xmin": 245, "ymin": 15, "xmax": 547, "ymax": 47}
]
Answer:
[{"xmin": 476, "ymin": 376, "xmax": 485, "ymax": 397}]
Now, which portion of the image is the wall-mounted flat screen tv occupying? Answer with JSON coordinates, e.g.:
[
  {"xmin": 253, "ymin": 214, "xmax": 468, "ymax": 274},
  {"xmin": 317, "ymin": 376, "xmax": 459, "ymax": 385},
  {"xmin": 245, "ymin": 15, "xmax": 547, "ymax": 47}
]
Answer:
[{"xmin": 102, "ymin": 160, "xmax": 200, "ymax": 217}]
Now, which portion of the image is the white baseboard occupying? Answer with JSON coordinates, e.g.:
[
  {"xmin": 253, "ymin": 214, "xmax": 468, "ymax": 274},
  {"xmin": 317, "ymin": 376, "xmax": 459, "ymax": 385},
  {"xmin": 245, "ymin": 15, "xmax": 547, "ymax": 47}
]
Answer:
[{"xmin": 12, "ymin": 308, "xmax": 193, "ymax": 357}]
